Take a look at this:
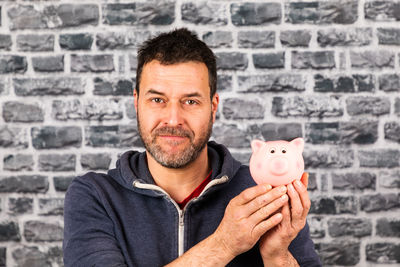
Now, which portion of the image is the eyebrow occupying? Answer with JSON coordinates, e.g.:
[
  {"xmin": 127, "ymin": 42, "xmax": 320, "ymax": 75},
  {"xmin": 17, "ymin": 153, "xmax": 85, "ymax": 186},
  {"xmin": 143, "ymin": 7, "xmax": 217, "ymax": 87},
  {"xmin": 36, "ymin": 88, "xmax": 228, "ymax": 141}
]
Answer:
[{"xmin": 145, "ymin": 89, "xmax": 203, "ymax": 98}]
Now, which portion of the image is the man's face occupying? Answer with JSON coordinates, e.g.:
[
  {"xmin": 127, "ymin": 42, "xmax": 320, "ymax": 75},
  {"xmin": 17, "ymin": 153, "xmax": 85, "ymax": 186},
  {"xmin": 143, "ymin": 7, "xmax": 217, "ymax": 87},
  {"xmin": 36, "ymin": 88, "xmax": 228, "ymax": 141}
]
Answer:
[{"xmin": 134, "ymin": 60, "xmax": 219, "ymax": 169}]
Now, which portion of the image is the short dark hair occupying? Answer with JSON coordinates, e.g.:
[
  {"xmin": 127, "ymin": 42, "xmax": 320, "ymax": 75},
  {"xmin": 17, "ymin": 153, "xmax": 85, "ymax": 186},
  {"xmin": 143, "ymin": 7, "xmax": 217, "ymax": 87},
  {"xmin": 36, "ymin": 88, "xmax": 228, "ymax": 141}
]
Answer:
[{"xmin": 136, "ymin": 28, "xmax": 217, "ymax": 99}]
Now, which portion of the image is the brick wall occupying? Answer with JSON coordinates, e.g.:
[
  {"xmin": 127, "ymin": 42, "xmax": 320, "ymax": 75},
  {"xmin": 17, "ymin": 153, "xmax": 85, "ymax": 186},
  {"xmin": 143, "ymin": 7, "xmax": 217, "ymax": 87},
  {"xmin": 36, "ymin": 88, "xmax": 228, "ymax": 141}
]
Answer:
[{"xmin": 0, "ymin": 1, "xmax": 399, "ymax": 266}]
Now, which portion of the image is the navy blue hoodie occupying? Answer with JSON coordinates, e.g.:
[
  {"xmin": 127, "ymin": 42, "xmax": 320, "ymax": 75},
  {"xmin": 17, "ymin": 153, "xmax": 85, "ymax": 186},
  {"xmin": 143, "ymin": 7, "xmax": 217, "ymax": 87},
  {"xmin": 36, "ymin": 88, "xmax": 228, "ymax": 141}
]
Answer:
[{"xmin": 63, "ymin": 141, "xmax": 321, "ymax": 266}]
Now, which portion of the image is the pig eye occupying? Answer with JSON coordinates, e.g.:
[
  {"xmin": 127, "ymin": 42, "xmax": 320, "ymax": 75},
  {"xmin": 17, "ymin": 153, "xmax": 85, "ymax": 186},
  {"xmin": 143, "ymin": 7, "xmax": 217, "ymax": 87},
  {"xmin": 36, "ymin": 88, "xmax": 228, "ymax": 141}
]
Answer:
[
  {"xmin": 282, "ymin": 148, "xmax": 287, "ymax": 153},
  {"xmin": 270, "ymin": 148, "xmax": 276, "ymax": 153}
]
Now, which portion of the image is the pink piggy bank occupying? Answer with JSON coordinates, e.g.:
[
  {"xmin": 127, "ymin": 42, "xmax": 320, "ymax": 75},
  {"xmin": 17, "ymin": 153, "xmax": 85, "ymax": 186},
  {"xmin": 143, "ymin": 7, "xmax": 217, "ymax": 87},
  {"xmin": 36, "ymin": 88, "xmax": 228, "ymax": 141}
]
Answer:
[{"xmin": 249, "ymin": 138, "xmax": 305, "ymax": 186}]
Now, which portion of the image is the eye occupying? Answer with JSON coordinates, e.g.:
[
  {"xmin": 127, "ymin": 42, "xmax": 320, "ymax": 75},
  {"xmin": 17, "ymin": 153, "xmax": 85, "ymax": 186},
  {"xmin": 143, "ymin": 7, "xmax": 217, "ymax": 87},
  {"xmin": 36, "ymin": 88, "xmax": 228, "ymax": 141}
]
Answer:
[
  {"xmin": 281, "ymin": 148, "xmax": 287, "ymax": 153},
  {"xmin": 152, "ymin": 98, "xmax": 164, "ymax": 103},
  {"xmin": 270, "ymin": 148, "xmax": 276, "ymax": 154},
  {"xmin": 185, "ymin": 99, "xmax": 198, "ymax": 105}
]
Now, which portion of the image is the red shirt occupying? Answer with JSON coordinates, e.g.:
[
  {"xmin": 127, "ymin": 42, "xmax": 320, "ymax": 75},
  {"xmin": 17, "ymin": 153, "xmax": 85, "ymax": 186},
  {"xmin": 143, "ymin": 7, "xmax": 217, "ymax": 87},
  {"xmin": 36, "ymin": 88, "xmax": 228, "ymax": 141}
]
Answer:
[{"xmin": 177, "ymin": 171, "xmax": 212, "ymax": 209}]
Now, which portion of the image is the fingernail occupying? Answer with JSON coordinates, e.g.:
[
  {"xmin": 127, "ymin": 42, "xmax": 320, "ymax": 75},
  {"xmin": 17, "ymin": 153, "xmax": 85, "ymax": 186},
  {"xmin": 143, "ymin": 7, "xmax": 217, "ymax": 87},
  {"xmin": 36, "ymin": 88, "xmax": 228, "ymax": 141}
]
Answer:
[
  {"xmin": 295, "ymin": 180, "xmax": 303, "ymax": 188},
  {"xmin": 281, "ymin": 194, "xmax": 288, "ymax": 201},
  {"xmin": 288, "ymin": 183, "xmax": 295, "ymax": 193},
  {"xmin": 265, "ymin": 184, "xmax": 272, "ymax": 191},
  {"xmin": 279, "ymin": 186, "xmax": 287, "ymax": 193}
]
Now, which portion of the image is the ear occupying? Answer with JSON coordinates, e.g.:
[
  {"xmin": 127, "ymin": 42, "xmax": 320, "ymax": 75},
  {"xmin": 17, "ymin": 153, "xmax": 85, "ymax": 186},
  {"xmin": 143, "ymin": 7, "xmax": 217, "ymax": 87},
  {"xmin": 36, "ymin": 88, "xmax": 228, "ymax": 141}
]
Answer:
[
  {"xmin": 211, "ymin": 93, "xmax": 219, "ymax": 123},
  {"xmin": 133, "ymin": 88, "xmax": 138, "ymax": 114},
  {"xmin": 291, "ymin": 137, "xmax": 304, "ymax": 152},
  {"xmin": 251, "ymin": 140, "xmax": 264, "ymax": 153}
]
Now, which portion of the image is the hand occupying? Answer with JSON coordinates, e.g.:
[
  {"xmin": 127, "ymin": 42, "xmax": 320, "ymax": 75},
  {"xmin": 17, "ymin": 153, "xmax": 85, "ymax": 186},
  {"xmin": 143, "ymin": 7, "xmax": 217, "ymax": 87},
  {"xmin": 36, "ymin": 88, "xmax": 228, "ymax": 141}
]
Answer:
[
  {"xmin": 259, "ymin": 172, "xmax": 311, "ymax": 264},
  {"xmin": 213, "ymin": 183, "xmax": 289, "ymax": 258}
]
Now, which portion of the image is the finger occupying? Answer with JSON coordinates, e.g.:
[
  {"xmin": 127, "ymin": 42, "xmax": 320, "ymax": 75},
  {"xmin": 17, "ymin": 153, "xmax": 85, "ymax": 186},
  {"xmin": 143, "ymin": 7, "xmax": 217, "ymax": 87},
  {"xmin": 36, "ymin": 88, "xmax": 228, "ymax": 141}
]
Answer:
[
  {"xmin": 249, "ymin": 193, "xmax": 288, "ymax": 225},
  {"xmin": 293, "ymin": 179, "xmax": 311, "ymax": 217},
  {"xmin": 281, "ymin": 202, "xmax": 291, "ymax": 228},
  {"xmin": 287, "ymin": 183, "xmax": 303, "ymax": 222},
  {"xmin": 235, "ymin": 183, "xmax": 272, "ymax": 206},
  {"xmin": 300, "ymin": 172, "xmax": 309, "ymax": 188},
  {"xmin": 252, "ymin": 213, "xmax": 283, "ymax": 239},
  {"xmin": 244, "ymin": 185, "xmax": 287, "ymax": 217}
]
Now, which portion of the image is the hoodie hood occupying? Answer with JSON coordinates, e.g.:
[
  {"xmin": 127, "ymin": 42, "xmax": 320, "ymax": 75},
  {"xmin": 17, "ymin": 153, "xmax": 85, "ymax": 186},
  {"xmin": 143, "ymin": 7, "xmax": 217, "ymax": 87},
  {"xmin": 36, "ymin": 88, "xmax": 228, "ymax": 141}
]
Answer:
[{"xmin": 107, "ymin": 141, "xmax": 242, "ymax": 192}]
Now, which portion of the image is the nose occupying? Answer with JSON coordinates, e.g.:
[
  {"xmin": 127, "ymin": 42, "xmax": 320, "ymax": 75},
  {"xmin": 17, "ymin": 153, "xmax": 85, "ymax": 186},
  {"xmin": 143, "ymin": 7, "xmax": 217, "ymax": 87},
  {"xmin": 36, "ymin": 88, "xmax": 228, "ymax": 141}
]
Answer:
[
  {"xmin": 163, "ymin": 102, "xmax": 184, "ymax": 127},
  {"xmin": 270, "ymin": 157, "xmax": 289, "ymax": 176}
]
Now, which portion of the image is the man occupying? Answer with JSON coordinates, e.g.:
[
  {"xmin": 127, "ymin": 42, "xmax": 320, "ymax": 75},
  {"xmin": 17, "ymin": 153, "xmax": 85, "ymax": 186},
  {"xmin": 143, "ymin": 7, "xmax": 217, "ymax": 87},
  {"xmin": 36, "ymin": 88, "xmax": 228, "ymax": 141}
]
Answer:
[{"xmin": 63, "ymin": 28, "xmax": 321, "ymax": 266}]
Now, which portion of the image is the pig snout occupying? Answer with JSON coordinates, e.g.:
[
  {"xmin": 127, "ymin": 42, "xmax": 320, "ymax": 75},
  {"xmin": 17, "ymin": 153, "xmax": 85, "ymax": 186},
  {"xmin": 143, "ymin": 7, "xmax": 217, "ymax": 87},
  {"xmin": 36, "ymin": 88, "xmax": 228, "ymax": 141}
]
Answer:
[{"xmin": 269, "ymin": 157, "xmax": 289, "ymax": 175}]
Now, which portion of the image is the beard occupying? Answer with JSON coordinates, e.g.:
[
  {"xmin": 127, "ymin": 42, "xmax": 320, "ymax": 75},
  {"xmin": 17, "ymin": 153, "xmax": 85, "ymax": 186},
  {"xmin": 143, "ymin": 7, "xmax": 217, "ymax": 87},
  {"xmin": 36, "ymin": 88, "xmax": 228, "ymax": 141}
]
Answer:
[{"xmin": 137, "ymin": 112, "xmax": 213, "ymax": 169}]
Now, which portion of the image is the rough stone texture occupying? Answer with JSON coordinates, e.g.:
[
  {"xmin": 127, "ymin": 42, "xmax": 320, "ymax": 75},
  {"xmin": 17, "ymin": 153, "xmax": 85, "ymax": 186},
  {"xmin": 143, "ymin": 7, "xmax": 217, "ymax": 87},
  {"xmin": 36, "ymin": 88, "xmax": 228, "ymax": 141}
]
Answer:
[
  {"xmin": 377, "ymin": 28, "xmax": 400, "ymax": 45},
  {"xmin": 315, "ymin": 241, "xmax": 360, "ymax": 265},
  {"xmin": 32, "ymin": 56, "xmax": 64, "ymax": 72},
  {"xmin": 379, "ymin": 74, "xmax": 400, "ymax": 92},
  {"xmin": 81, "ymin": 153, "xmax": 112, "ymax": 170},
  {"xmin": 125, "ymin": 100, "xmax": 137, "ymax": 120},
  {"xmin": 0, "ymin": 126, "xmax": 28, "ymax": 149},
  {"xmin": 203, "ymin": 31, "xmax": 233, "ymax": 48},
  {"xmin": 31, "ymin": 126, "xmax": 82, "ymax": 149},
  {"xmin": 253, "ymin": 52, "xmax": 285, "ymax": 69},
  {"xmin": 304, "ymin": 149, "xmax": 354, "ymax": 169},
  {"xmin": 238, "ymin": 74, "xmax": 306, "ymax": 93},
  {"xmin": 359, "ymin": 150, "xmax": 400, "ymax": 168},
  {"xmin": 384, "ymin": 122, "xmax": 400, "ymax": 143},
  {"xmin": 211, "ymin": 124, "xmax": 250, "ymax": 149},
  {"xmin": 8, "ymin": 198, "xmax": 33, "ymax": 215},
  {"xmin": 38, "ymin": 198, "xmax": 64, "ymax": 216},
  {"xmin": 39, "ymin": 154, "xmax": 76, "ymax": 172},
  {"xmin": 93, "ymin": 77, "xmax": 133, "ymax": 96},
  {"xmin": 0, "ymin": 175, "xmax": 48, "ymax": 193},
  {"xmin": 317, "ymin": 28, "xmax": 372, "ymax": 47},
  {"xmin": 53, "ymin": 176, "xmax": 74, "ymax": 192},
  {"xmin": 0, "ymin": 221, "xmax": 20, "ymax": 241},
  {"xmin": 332, "ymin": 172, "xmax": 376, "ymax": 191},
  {"xmin": 376, "ymin": 218, "xmax": 400, "ymax": 237},
  {"xmin": 308, "ymin": 216, "xmax": 325, "ymax": 238},
  {"xmin": 182, "ymin": 2, "xmax": 227, "ymax": 25},
  {"xmin": 360, "ymin": 193, "xmax": 400, "ymax": 212},
  {"xmin": 350, "ymin": 50, "xmax": 394, "ymax": 68},
  {"xmin": 260, "ymin": 123, "xmax": 302, "ymax": 141},
  {"xmin": 285, "ymin": 1, "xmax": 358, "ymax": 24},
  {"xmin": 0, "ymin": 56, "xmax": 27, "ymax": 74},
  {"xmin": 12, "ymin": 246, "xmax": 52, "ymax": 267},
  {"xmin": 3, "ymin": 101, "xmax": 44, "ymax": 122},
  {"xmin": 314, "ymin": 74, "xmax": 375, "ymax": 93},
  {"xmin": 328, "ymin": 218, "xmax": 372, "ymax": 237},
  {"xmin": 222, "ymin": 98, "xmax": 264, "ymax": 120},
  {"xmin": 366, "ymin": 243, "xmax": 400, "ymax": 264},
  {"xmin": 85, "ymin": 125, "xmax": 142, "ymax": 148},
  {"xmin": 396, "ymin": 98, "xmax": 400, "ymax": 116},
  {"xmin": 3, "ymin": 154, "xmax": 34, "ymax": 171},
  {"xmin": 16, "ymin": 34, "xmax": 54, "ymax": 51},
  {"xmin": 102, "ymin": 2, "xmax": 175, "ymax": 25},
  {"xmin": 346, "ymin": 96, "xmax": 390, "ymax": 116},
  {"xmin": 238, "ymin": 31, "xmax": 275, "ymax": 48},
  {"xmin": 365, "ymin": 1, "xmax": 400, "ymax": 21},
  {"xmin": 0, "ymin": 247, "xmax": 5, "ymax": 267},
  {"xmin": 272, "ymin": 96, "xmax": 343, "ymax": 118},
  {"xmin": 216, "ymin": 52, "xmax": 248, "ymax": 70},
  {"xmin": 280, "ymin": 30, "xmax": 311, "ymax": 47},
  {"xmin": 231, "ymin": 3, "xmax": 281, "ymax": 26},
  {"xmin": 292, "ymin": 51, "xmax": 335, "ymax": 69},
  {"xmin": 71, "ymin": 54, "xmax": 114, "ymax": 72},
  {"xmin": 60, "ymin": 33, "xmax": 93, "ymax": 50},
  {"xmin": 96, "ymin": 31, "xmax": 151, "ymax": 50},
  {"xmin": 310, "ymin": 196, "xmax": 357, "ymax": 214},
  {"xmin": 52, "ymin": 99, "xmax": 123, "ymax": 121},
  {"xmin": 13, "ymin": 78, "xmax": 84, "ymax": 96},
  {"xmin": 0, "ymin": 34, "xmax": 12, "ymax": 50}
]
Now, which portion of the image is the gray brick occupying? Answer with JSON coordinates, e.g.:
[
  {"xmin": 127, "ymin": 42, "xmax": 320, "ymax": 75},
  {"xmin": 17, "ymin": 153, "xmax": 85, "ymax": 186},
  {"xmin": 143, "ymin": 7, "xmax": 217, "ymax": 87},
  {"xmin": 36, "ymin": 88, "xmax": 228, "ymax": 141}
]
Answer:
[
  {"xmin": 0, "ymin": 175, "xmax": 48, "ymax": 193},
  {"xmin": 52, "ymin": 99, "xmax": 123, "ymax": 121},
  {"xmin": 359, "ymin": 149, "xmax": 400, "ymax": 168},
  {"xmin": 378, "ymin": 28, "xmax": 400, "ymax": 45},
  {"xmin": 47, "ymin": 246, "xmax": 63, "ymax": 266},
  {"xmin": 211, "ymin": 124, "xmax": 250, "ymax": 149},
  {"xmin": 272, "ymin": 96, "xmax": 343, "ymax": 118},
  {"xmin": 96, "ymin": 31, "xmax": 151, "ymax": 50},
  {"xmin": 182, "ymin": 2, "xmax": 227, "ymax": 25},
  {"xmin": 314, "ymin": 74, "xmax": 375, "ymax": 93},
  {"xmin": 222, "ymin": 98, "xmax": 264, "ymax": 120},
  {"xmin": 346, "ymin": 96, "xmax": 390, "ymax": 116},
  {"xmin": 385, "ymin": 122, "xmax": 400, "ymax": 143},
  {"xmin": 81, "ymin": 153, "xmax": 112, "ymax": 170},
  {"xmin": 217, "ymin": 75, "xmax": 232, "ymax": 92},
  {"xmin": 0, "ymin": 56, "xmax": 27, "ymax": 74},
  {"xmin": 0, "ymin": 34, "xmax": 12, "ymax": 50},
  {"xmin": 93, "ymin": 77, "xmax": 133, "ymax": 96},
  {"xmin": 306, "ymin": 120, "xmax": 378, "ymax": 144},
  {"xmin": 216, "ymin": 52, "xmax": 248, "ymax": 71},
  {"xmin": 396, "ymin": 98, "xmax": 400, "ymax": 116},
  {"xmin": 7, "ymin": 5, "xmax": 47, "ymax": 30},
  {"xmin": 332, "ymin": 172, "xmax": 376, "ymax": 191},
  {"xmin": 351, "ymin": 50, "xmax": 395, "ymax": 68},
  {"xmin": 0, "ymin": 221, "xmax": 20, "ymax": 241},
  {"xmin": 360, "ymin": 193, "xmax": 400, "ymax": 212},
  {"xmin": 238, "ymin": 74, "xmax": 306, "ymax": 93},
  {"xmin": 60, "ymin": 33, "xmax": 93, "ymax": 50},
  {"xmin": 260, "ymin": 123, "xmax": 302, "ymax": 141},
  {"xmin": 253, "ymin": 52, "xmax": 284, "ymax": 69},
  {"xmin": 317, "ymin": 28, "xmax": 372, "ymax": 47},
  {"xmin": 376, "ymin": 218, "xmax": 400, "ymax": 237},
  {"xmin": 129, "ymin": 54, "xmax": 137, "ymax": 71},
  {"xmin": 12, "ymin": 246, "xmax": 51, "ymax": 267},
  {"xmin": 24, "ymin": 221, "xmax": 63, "ymax": 242},
  {"xmin": 8, "ymin": 198, "xmax": 33, "ymax": 215},
  {"xmin": 71, "ymin": 54, "xmax": 114, "ymax": 72},
  {"xmin": 0, "ymin": 80, "xmax": 7, "ymax": 96},
  {"xmin": 231, "ymin": 3, "xmax": 281, "ymax": 26},
  {"xmin": 304, "ymin": 149, "xmax": 354, "ymax": 168},
  {"xmin": 280, "ymin": 30, "xmax": 311, "ymax": 47},
  {"xmin": 380, "ymin": 170, "xmax": 400, "ymax": 189},
  {"xmin": 39, "ymin": 198, "xmax": 64, "ymax": 216},
  {"xmin": 308, "ymin": 216, "xmax": 325, "ymax": 238},
  {"xmin": 39, "ymin": 154, "xmax": 76, "ymax": 172},
  {"xmin": 379, "ymin": 74, "xmax": 400, "ymax": 92},
  {"xmin": 13, "ymin": 77, "xmax": 84, "ymax": 96},
  {"xmin": 0, "ymin": 248, "xmax": 4, "ymax": 267},
  {"xmin": 32, "ymin": 55, "xmax": 64, "ymax": 72},
  {"xmin": 285, "ymin": 1, "xmax": 358, "ymax": 24},
  {"xmin": 292, "ymin": 51, "xmax": 335, "ymax": 69},
  {"xmin": 238, "ymin": 31, "xmax": 275, "ymax": 48},
  {"xmin": 365, "ymin": 1, "xmax": 400, "ymax": 21},
  {"xmin": 125, "ymin": 99, "xmax": 136, "ymax": 120},
  {"xmin": 102, "ymin": 2, "xmax": 175, "ymax": 25},
  {"xmin": 85, "ymin": 125, "xmax": 142, "ymax": 148},
  {"xmin": 32, "ymin": 126, "xmax": 82, "ymax": 149},
  {"xmin": 56, "ymin": 4, "xmax": 99, "ymax": 27},
  {"xmin": 231, "ymin": 152, "xmax": 251, "ymax": 165},
  {"xmin": 53, "ymin": 176, "xmax": 74, "ymax": 192},
  {"xmin": 366, "ymin": 243, "xmax": 400, "ymax": 263},
  {"xmin": 202, "ymin": 31, "xmax": 232, "ymax": 48},
  {"xmin": 3, "ymin": 154, "xmax": 34, "ymax": 172},
  {"xmin": 310, "ymin": 196, "xmax": 357, "ymax": 214},
  {"xmin": 315, "ymin": 241, "xmax": 360, "ymax": 266},
  {"xmin": 328, "ymin": 218, "xmax": 372, "ymax": 237},
  {"xmin": 16, "ymin": 34, "xmax": 54, "ymax": 52},
  {"xmin": 0, "ymin": 126, "xmax": 28, "ymax": 149},
  {"xmin": 3, "ymin": 101, "xmax": 44, "ymax": 123}
]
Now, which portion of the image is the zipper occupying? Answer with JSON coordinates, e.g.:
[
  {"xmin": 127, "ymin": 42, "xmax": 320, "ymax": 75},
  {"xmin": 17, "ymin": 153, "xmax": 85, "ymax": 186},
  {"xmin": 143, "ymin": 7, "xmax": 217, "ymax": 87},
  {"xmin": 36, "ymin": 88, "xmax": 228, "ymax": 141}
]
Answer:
[{"xmin": 132, "ymin": 175, "xmax": 229, "ymax": 257}]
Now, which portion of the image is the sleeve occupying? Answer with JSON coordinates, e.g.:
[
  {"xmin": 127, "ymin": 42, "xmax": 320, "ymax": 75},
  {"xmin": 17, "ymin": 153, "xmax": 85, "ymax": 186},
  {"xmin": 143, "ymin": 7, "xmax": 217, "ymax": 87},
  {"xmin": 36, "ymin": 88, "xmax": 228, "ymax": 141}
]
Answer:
[
  {"xmin": 288, "ymin": 222, "xmax": 322, "ymax": 267},
  {"xmin": 63, "ymin": 176, "xmax": 127, "ymax": 267}
]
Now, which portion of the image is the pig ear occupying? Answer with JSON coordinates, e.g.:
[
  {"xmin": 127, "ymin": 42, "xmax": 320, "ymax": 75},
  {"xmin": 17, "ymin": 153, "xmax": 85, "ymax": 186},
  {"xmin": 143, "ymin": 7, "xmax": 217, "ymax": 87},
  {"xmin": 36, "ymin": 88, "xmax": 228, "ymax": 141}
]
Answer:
[
  {"xmin": 291, "ymin": 137, "xmax": 304, "ymax": 152},
  {"xmin": 251, "ymin": 140, "xmax": 264, "ymax": 153}
]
